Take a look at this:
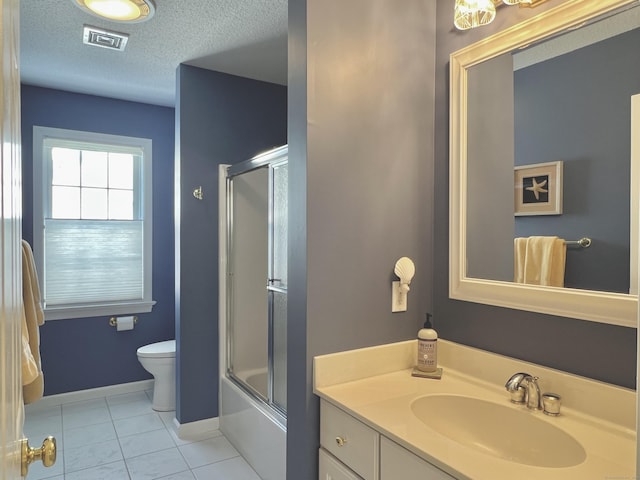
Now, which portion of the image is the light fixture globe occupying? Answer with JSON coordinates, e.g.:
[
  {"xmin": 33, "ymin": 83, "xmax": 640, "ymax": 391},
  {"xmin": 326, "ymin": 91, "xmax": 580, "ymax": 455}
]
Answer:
[
  {"xmin": 73, "ymin": 0, "xmax": 155, "ymax": 23},
  {"xmin": 454, "ymin": 0, "xmax": 496, "ymax": 30}
]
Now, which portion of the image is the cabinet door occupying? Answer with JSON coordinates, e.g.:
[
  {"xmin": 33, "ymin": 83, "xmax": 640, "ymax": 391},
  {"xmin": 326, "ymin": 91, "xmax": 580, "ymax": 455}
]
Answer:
[
  {"xmin": 380, "ymin": 437, "xmax": 455, "ymax": 480},
  {"xmin": 320, "ymin": 400, "xmax": 379, "ymax": 479},
  {"xmin": 319, "ymin": 448, "xmax": 363, "ymax": 480}
]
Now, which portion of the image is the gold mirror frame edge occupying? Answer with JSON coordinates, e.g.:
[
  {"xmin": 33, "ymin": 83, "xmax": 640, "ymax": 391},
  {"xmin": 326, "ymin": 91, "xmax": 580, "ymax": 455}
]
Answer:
[{"xmin": 449, "ymin": 0, "xmax": 638, "ymax": 328}]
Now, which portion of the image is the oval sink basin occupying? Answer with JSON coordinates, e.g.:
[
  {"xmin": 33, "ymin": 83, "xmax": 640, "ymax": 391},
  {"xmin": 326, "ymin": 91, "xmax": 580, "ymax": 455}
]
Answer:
[{"xmin": 411, "ymin": 394, "xmax": 586, "ymax": 468}]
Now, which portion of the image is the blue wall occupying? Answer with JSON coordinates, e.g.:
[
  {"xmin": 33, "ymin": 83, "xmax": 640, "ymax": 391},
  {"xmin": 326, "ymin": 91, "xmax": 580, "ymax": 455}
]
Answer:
[
  {"xmin": 514, "ymin": 29, "xmax": 640, "ymax": 293},
  {"xmin": 175, "ymin": 66, "xmax": 287, "ymax": 424},
  {"xmin": 21, "ymin": 85, "xmax": 176, "ymax": 395}
]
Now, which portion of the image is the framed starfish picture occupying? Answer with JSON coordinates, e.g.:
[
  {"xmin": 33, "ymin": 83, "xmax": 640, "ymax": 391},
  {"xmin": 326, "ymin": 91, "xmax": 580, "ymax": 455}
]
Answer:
[{"xmin": 514, "ymin": 161, "xmax": 563, "ymax": 216}]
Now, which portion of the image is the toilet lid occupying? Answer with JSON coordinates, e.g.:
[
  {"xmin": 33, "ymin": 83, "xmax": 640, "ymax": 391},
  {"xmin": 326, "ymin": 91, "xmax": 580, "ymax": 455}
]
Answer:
[{"xmin": 137, "ymin": 340, "xmax": 176, "ymax": 358}]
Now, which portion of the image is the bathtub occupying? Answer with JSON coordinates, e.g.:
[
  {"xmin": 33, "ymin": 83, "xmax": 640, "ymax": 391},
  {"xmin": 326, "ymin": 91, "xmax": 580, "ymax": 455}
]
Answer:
[
  {"xmin": 234, "ymin": 367, "xmax": 268, "ymax": 399},
  {"xmin": 220, "ymin": 375, "xmax": 286, "ymax": 480}
]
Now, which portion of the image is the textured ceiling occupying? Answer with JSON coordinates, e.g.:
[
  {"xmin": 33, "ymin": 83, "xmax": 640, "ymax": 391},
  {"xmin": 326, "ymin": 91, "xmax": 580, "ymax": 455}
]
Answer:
[{"xmin": 20, "ymin": 0, "xmax": 288, "ymax": 107}]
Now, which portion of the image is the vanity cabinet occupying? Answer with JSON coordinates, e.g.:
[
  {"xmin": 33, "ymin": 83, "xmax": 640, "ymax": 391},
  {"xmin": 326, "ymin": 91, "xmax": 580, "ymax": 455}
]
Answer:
[
  {"xmin": 380, "ymin": 437, "xmax": 455, "ymax": 479},
  {"xmin": 319, "ymin": 400, "xmax": 456, "ymax": 480},
  {"xmin": 320, "ymin": 400, "xmax": 379, "ymax": 479},
  {"xmin": 319, "ymin": 448, "xmax": 363, "ymax": 480}
]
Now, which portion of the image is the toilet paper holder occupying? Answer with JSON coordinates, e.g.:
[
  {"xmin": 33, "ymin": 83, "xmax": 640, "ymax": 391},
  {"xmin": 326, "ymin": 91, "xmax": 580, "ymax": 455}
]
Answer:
[{"xmin": 109, "ymin": 316, "xmax": 138, "ymax": 327}]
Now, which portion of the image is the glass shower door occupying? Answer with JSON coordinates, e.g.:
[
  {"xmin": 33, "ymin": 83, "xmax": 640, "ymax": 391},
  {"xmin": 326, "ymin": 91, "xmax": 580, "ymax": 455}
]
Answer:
[
  {"xmin": 269, "ymin": 160, "xmax": 287, "ymax": 412},
  {"xmin": 226, "ymin": 146, "xmax": 287, "ymax": 416},
  {"xmin": 228, "ymin": 166, "xmax": 269, "ymax": 400}
]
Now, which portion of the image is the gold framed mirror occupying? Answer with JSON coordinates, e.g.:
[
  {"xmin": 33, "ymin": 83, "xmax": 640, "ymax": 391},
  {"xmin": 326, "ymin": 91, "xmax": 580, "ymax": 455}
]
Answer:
[{"xmin": 449, "ymin": 0, "xmax": 639, "ymax": 328}]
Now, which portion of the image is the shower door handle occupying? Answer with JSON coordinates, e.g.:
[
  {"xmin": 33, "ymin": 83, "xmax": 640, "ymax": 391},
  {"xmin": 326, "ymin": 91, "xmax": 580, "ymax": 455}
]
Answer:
[{"xmin": 267, "ymin": 279, "xmax": 287, "ymax": 294}]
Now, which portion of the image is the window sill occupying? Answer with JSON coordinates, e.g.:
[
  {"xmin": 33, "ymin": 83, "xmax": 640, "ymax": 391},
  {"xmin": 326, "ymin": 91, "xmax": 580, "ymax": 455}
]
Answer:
[{"xmin": 44, "ymin": 300, "xmax": 156, "ymax": 321}]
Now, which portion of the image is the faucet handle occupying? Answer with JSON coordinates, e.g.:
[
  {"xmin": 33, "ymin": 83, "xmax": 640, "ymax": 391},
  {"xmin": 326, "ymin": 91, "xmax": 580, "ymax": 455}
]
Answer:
[
  {"xmin": 505, "ymin": 372, "xmax": 529, "ymax": 390},
  {"xmin": 508, "ymin": 385, "xmax": 526, "ymax": 404},
  {"xmin": 505, "ymin": 372, "xmax": 530, "ymax": 404},
  {"xmin": 542, "ymin": 393, "xmax": 562, "ymax": 416}
]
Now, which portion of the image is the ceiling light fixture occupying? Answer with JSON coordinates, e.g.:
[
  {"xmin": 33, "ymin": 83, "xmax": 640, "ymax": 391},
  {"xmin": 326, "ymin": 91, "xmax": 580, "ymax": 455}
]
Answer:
[
  {"xmin": 454, "ymin": 0, "xmax": 497, "ymax": 30},
  {"xmin": 454, "ymin": 0, "xmax": 548, "ymax": 30},
  {"xmin": 73, "ymin": 0, "xmax": 155, "ymax": 23}
]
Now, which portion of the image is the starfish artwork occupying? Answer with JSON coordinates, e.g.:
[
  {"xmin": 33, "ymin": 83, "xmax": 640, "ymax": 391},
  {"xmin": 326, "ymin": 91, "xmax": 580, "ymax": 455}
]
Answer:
[{"xmin": 525, "ymin": 176, "xmax": 548, "ymax": 201}]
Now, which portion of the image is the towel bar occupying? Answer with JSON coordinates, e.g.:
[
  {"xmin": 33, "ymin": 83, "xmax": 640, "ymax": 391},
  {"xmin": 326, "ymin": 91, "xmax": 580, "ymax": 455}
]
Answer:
[{"xmin": 564, "ymin": 237, "xmax": 591, "ymax": 248}]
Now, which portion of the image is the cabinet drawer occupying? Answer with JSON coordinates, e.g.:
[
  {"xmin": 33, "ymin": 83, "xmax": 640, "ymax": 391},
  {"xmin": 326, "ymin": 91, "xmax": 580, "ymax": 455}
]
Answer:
[
  {"xmin": 319, "ymin": 448, "xmax": 363, "ymax": 480},
  {"xmin": 320, "ymin": 400, "xmax": 379, "ymax": 480},
  {"xmin": 380, "ymin": 437, "xmax": 455, "ymax": 480}
]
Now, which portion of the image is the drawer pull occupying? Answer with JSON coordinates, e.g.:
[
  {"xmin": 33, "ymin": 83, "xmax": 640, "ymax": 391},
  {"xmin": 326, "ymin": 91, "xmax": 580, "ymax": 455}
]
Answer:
[{"xmin": 335, "ymin": 436, "xmax": 347, "ymax": 447}]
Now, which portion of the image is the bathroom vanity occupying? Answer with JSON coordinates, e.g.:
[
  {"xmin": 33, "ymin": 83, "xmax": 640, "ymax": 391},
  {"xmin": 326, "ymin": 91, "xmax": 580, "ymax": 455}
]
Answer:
[
  {"xmin": 314, "ymin": 340, "xmax": 635, "ymax": 480},
  {"xmin": 319, "ymin": 399, "xmax": 454, "ymax": 479}
]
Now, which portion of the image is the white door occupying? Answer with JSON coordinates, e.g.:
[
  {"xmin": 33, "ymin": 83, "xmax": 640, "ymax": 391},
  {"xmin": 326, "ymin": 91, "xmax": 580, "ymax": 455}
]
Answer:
[
  {"xmin": 0, "ymin": 0, "xmax": 24, "ymax": 478},
  {"xmin": 633, "ymin": 94, "xmax": 640, "ymax": 476}
]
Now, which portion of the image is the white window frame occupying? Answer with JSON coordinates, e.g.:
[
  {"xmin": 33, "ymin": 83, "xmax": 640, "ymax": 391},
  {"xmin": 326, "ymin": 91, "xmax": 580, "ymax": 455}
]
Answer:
[{"xmin": 33, "ymin": 126, "xmax": 155, "ymax": 320}]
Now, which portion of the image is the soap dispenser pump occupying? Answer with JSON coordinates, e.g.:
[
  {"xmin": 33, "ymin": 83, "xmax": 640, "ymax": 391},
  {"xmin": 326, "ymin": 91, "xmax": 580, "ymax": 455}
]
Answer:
[{"xmin": 417, "ymin": 313, "xmax": 438, "ymax": 372}]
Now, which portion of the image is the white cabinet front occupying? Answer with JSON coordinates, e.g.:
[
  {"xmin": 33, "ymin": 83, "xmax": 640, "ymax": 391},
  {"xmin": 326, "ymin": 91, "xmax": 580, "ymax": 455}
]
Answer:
[
  {"xmin": 319, "ymin": 448, "xmax": 364, "ymax": 480},
  {"xmin": 380, "ymin": 437, "xmax": 455, "ymax": 480},
  {"xmin": 320, "ymin": 400, "xmax": 379, "ymax": 480},
  {"xmin": 319, "ymin": 399, "xmax": 458, "ymax": 480}
]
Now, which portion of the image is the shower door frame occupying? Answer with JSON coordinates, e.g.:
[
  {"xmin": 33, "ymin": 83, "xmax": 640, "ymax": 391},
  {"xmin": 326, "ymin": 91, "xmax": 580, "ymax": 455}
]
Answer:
[{"xmin": 224, "ymin": 145, "xmax": 288, "ymax": 422}]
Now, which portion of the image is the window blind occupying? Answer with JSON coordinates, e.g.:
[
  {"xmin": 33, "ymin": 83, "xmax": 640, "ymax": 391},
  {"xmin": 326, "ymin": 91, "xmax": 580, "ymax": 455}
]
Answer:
[{"xmin": 44, "ymin": 218, "xmax": 144, "ymax": 306}]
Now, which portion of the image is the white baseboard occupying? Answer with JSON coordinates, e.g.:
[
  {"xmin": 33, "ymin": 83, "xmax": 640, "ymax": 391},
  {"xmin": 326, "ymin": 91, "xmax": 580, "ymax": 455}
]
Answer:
[
  {"xmin": 25, "ymin": 380, "xmax": 155, "ymax": 411},
  {"xmin": 173, "ymin": 416, "xmax": 220, "ymax": 440}
]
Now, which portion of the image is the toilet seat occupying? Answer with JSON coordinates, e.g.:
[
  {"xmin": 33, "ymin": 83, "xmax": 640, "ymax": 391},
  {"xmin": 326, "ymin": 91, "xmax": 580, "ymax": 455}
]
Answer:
[{"xmin": 137, "ymin": 340, "xmax": 175, "ymax": 359}]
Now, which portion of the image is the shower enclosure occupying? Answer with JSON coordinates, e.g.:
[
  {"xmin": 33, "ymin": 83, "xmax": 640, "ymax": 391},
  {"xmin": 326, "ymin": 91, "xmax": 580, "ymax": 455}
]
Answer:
[{"xmin": 219, "ymin": 146, "xmax": 287, "ymax": 480}]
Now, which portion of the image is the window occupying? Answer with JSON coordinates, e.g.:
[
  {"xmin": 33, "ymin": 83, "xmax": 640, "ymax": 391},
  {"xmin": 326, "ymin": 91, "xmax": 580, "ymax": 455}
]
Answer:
[{"xmin": 33, "ymin": 126, "xmax": 154, "ymax": 320}]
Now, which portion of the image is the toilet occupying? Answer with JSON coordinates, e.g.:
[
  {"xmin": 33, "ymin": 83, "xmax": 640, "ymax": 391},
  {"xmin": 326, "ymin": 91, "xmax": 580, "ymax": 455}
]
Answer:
[{"xmin": 136, "ymin": 340, "xmax": 176, "ymax": 411}]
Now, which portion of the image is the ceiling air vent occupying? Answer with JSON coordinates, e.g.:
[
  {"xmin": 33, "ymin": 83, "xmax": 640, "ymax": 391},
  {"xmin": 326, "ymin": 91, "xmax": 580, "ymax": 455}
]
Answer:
[{"xmin": 83, "ymin": 25, "xmax": 129, "ymax": 51}]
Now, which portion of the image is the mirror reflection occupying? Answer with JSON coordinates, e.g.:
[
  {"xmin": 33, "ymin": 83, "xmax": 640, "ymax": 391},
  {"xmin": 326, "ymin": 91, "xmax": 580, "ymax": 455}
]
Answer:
[{"xmin": 465, "ymin": 5, "xmax": 640, "ymax": 294}]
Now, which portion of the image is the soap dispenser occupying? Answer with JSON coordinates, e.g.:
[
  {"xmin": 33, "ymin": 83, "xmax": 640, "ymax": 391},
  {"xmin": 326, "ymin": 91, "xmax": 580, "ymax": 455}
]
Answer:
[{"xmin": 417, "ymin": 313, "xmax": 438, "ymax": 372}]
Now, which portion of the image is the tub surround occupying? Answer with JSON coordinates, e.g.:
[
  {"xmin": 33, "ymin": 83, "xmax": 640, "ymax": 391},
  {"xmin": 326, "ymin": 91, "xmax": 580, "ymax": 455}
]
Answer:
[
  {"xmin": 219, "ymin": 376, "xmax": 286, "ymax": 480},
  {"xmin": 314, "ymin": 340, "xmax": 635, "ymax": 479}
]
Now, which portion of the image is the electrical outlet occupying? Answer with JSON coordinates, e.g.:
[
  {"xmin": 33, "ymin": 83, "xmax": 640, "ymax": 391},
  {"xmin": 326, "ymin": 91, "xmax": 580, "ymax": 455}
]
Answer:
[{"xmin": 392, "ymin": 281, "xmax": 407, "ymax": 312}]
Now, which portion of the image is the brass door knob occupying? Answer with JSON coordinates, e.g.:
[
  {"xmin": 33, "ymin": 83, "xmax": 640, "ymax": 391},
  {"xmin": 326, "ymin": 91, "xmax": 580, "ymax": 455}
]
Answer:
[{"xmin": 21, "ymin": 436, "xmax": 56, "ymax": 476}]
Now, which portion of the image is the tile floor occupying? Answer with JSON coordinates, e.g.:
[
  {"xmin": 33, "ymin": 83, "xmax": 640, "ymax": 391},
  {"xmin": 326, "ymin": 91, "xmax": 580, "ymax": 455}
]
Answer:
[{"xmin": 24, "ymin": 390, "xmax": 262, "ymax": 480}]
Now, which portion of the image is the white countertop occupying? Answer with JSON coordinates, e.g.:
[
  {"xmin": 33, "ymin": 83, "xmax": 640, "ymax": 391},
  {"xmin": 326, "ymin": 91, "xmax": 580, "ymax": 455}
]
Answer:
[{"xmin": 314, "ymin": 340, "xmax": 636, "ymax": 480}]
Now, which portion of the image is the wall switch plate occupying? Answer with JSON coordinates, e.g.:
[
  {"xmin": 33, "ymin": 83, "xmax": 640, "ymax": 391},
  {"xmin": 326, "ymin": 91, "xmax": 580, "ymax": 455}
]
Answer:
[{"xmin": 392, "ymin": 281, "xmax": 407, "ymax": 312}]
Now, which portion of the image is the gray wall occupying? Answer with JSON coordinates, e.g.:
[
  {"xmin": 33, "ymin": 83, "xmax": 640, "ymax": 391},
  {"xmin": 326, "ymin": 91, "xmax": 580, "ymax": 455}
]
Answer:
[
  {"xmin": 175, "ymin": 66, "xmax": 286, "ymax": 424},
  {"xmin": 434, "ymin": 0, "xmax": 636, "ymax": 389},
  {"xmin": 288, "ymin": 1, "xmax": 437, "ymax": 478},
  {"xmin": 466, "ymin": 54, "xmax": 515, "ymax": 282},
  {"xmin": 514, "ymin": 29, "xmax": 640, "ymax": 292}
]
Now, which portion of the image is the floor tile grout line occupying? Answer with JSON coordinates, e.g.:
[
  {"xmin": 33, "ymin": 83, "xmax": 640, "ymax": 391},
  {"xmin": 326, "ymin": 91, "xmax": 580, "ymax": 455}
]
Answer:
[
  {"xmin": 59, "ymin": 402, "xmax": 66, "ymax": 478},
  {"xmin": 108, "ymin": 397, "xmax": 132, "ymax": 479},
  {"xmin": 107, "ymin": 392, "xmax": 183, "ymax": 480}
]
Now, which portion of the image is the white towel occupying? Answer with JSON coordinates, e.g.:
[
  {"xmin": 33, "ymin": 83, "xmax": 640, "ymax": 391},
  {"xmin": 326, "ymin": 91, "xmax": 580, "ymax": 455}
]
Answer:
[
  {"xmin": 514, "ymin": 236, "xmax": 566, "ymax": 287},
  {"xmin": 514, "ymin": 237, "xmax": 527, "ymax": 284},
  {"xmin": 21, "ymin": 310, "xmax": 38, "ymax": 385},
  {"xmin": 21, "ymin": 240, "xmax": 45, "ymax": 404}
]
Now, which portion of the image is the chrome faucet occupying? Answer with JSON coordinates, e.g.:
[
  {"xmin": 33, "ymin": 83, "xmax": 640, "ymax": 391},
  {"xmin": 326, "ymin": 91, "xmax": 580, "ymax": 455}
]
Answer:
[{"xmin": 505, "ymin": 372, "xmax": 542, "ymax": 410}]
